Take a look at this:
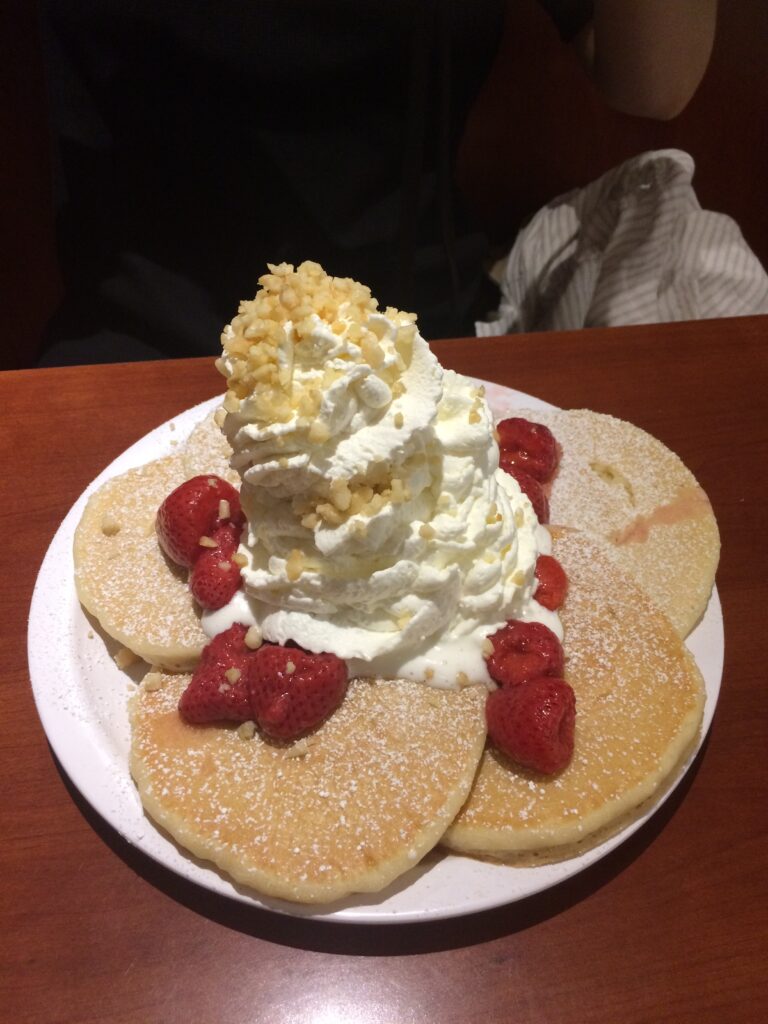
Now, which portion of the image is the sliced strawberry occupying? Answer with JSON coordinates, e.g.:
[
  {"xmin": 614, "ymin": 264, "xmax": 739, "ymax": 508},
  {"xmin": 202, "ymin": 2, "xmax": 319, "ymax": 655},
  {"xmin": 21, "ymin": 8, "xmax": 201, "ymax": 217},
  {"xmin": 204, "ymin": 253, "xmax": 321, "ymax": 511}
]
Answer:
[
  {"xmin": 189, "ymin": 521, "xmax": 243, "ymax": 610},
  {"xmin": 178, "ymin": 623, "xmax": 254, "ymax": 723},
  {"xmin": 486, "ymin": 675, "xmax": 575, "ymax": 774},
  {"xmin": 496, "ymin": 417, "xmax": 558, "ymax": 483},
  {"xmin": 156, "ymin": 475, "xmax": 244, "ymax": 568},
  {"xmin": 247, "ymin": 644, "xmax": 348, "ymax": 740},
  {"xmin": 499, "ymin": 461, "xmax": 549, "ymax": 523},
  {"xmin": 534, "ymin": 555, "xmax": 568, "ymax": 611},
  {"xmin": 485, "ymin": 620, "xmax": 564, "ymax": 688}
]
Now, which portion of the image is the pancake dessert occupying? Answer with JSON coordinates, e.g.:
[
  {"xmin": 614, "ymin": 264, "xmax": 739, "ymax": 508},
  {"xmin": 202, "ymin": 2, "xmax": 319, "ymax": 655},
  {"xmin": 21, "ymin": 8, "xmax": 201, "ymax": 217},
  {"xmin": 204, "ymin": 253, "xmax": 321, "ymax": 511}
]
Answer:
[
  {"xmin": 443, "ymin": 528, "xmax": 705, "ymax": 861},
  {"xmin": 514, "ymin": 408, "xmax": 720, "ymax": 637},
  {"xmin": 71, "ymin": 261, "xmax": 718, "ymax": 905}
]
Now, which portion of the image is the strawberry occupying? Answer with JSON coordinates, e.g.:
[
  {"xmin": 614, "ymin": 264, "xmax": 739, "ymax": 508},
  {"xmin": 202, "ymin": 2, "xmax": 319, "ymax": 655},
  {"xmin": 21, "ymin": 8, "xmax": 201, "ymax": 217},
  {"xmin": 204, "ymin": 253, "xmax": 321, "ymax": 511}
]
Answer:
[
  {"xmin": 178, "ymin": 623, "xmax": 254, "ymax": 723},
  {"xmin": 156, "ymin": 475, "xmax": 244, "ymax": 568},
  {"xmin": 496, "ymin": 417, "xmax": 559, "ymax": 483},
  {"xmin": 189, "ymin": 521, "xmax": 243, "ymax": 610},
  {"xmin": 534, "ymin": 554, "xmax": 568, "ymax": 611},
  {"xmin": 485, "ymin": 620, "xmax": 564, "ymax": 688},
  {"xmin": 486, "ymin": 676, "xmax": 575, "ymax": 774},
  {"xmin": 246, "ymin": 644, "xmax": 348, "ymax": 740},
  {"xmin": 499, "ymin": 461, "xmax": 549, "ymax": 523}
]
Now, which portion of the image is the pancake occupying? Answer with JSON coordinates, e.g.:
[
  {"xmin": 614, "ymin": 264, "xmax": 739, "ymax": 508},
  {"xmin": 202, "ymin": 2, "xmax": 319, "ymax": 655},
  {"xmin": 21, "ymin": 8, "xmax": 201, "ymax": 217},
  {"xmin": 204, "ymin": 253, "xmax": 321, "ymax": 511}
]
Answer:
[
  {"xmin": 515, "ymin": 408, "xmax": 719, "ymax": 637},
  {"xmin": 442, "ymin": 529, "xmax": 706, "ymax": 861},
  {"xmin": 73, "ymin": 456, "xmax": 208, "ymax": 671},
  {"xmin": 130, "ymin": 673, "xmax": 487, "ymax": 903},
  {"xmin": 182, "ymin": 410, "xmax": 239, "ymax": 484}
]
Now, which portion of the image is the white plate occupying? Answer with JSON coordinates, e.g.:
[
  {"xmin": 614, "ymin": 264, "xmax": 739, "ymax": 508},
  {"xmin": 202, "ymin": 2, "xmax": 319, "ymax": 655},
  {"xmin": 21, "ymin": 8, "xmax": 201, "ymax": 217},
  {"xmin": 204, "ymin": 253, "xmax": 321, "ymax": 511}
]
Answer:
[{"xmin": 28, "ymin": 383, "xmax": 723, "ymax": 924}]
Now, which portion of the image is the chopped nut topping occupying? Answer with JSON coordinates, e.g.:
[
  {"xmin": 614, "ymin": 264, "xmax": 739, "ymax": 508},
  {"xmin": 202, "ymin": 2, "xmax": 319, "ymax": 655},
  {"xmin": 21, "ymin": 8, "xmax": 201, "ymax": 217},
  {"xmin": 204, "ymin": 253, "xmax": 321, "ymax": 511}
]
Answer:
[
  {"xmin": 393, "ymin": 411, "xmax": 404, "ymax": 429},
  {"xmin": 114, "ymin": 647, "xmax": 139, "ymax": 669},
  {"xmin": 285, "ymin": 661, "xmax": 296, "ymax": 674},
  {"xmin": 217, "ymin": 262, "xmax": 418, "ymax": 428},
  {"xmin": 482, "ymin": 638, "xmax": 494, "ymax": 657},
  {"xmin": 283, "ymin": 737, "xmax": 314, "ymax": 758},
  {"xmin": 218, "ymin": 499, "xmax": 231, "ymax": 519},
  {"xmin": 419, "ymin": 524, "xmax": 435, "ymax": 540},
  {"xmin": 329, "ymin": 479, "xmax": 352, "ymax": 512},
  {"xmin": 143, "ymin": 672, "xmax": 164, "ymax": 692},
  {"xmin": 237, "ymin": 721, "xmax": 257, "ymax": 740},
  {"xmin": 223, "ymin": 391, "xmax": 240, "ymax": 413},
  {"xmin": 244, "ymin": 625, "xmax": 263, "ymax": 649},
  {"xmin": 199, "ymin": 535, "xmax": 218, "ymax": 548},
  {"xmin": 100, "ymin": 512, "xmax": 121, "ymax": 537},
  {"xmin": 225, "ymin": 667, "xmax": 242, "ymax": 684},
  {"xmin": 286, "ymin": 549, "xmax": 304, "ymax": 581},
  {"xmin": 232, "ymin": 552, "xmax": 248, "ymax": 567},
  {"xmin": 316, "ymin": 502, "xmax": 343, "ymax": 526},
  {"xmin": 360, "ymin": 333, "xmax": 385, "ymax": 368},
  {"xmin": 308, "ymin": 420, "xmax": 330, "ymax": 444}
]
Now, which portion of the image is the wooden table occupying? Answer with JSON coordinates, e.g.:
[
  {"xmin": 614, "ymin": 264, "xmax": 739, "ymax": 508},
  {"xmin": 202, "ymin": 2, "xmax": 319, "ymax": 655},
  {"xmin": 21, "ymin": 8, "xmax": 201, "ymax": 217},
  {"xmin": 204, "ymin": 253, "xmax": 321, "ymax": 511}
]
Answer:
[{"xmin": 3, "ymin": 316, "xmax": 767, "ymax": 1023}]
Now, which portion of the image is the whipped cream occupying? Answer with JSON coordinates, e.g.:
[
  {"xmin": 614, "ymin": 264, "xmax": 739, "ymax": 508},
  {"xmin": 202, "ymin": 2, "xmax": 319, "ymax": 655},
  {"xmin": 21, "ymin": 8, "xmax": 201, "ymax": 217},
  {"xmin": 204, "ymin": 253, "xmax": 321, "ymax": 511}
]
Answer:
[{"xmin": 209, "ymin": 262, "xmax": 559, "ymax": 688}]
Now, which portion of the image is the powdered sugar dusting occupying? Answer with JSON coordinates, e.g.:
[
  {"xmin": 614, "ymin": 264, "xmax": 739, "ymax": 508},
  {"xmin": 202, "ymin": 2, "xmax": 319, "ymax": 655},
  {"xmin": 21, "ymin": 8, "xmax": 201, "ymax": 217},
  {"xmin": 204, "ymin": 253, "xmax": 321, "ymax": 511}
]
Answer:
[
  {"xmin": 182, "ymin": 411, "xmax": 239, "ymax": 484},
  {"xmin": 131, "ymin": 675, "xmax": 486, "ymax": 902}
]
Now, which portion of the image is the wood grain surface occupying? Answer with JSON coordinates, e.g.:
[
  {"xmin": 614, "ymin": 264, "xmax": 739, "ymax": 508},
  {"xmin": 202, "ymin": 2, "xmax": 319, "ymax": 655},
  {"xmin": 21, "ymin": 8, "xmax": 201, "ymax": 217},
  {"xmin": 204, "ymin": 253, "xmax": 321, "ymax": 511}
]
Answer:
[{"xmin": 3, "ymin": 316, "xmax": 767, "ymax": 1024}]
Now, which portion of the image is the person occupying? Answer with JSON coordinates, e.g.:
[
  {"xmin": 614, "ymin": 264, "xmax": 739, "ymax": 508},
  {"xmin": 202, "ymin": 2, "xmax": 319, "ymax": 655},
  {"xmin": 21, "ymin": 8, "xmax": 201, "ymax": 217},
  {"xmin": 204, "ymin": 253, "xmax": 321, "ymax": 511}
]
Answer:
[{"xmin": 37, "ymin": 0, "xmax": 716, "ymax": 365}]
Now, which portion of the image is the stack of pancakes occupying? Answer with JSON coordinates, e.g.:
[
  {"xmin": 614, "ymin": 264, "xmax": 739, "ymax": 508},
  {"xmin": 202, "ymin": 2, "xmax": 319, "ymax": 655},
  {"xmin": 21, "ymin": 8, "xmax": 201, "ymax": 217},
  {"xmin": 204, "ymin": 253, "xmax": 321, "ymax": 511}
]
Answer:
[{"xmin": 74, "ymin": 409, "xmax": 719, "ymax": 903}]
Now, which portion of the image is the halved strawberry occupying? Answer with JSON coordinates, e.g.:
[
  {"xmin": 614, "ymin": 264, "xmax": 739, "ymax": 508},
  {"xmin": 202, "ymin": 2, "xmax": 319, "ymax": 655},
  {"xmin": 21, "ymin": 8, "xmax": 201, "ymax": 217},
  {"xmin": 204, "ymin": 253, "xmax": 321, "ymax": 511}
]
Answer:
[
  {"xmin": 156, "ymin": 475, "xmax": 244, "ymax": 568},
  {"xmin": 534, "ymin": 555, "xmax": 568, "ymax": 611},
  {"xmin": 486, "ymin": 675, "xmax": 575, "ymax": 774},
  {"xmin": 485, "ymin": 620, "xmax": 564, "ymax": 688},
  {"xmin": 189, "ymin": 521, "xmax": 243, "ymax": 610},
  {"xmin": 246, "ymin": 644, "xmax": 348, "ymax": 740},
  {"xmin": 496, "ymin": 417, "xmax": 559, "ymax": 483},
  {"xmin": 498, "ymin": 460, "xmax": 549, "ymax": 524},
  {"xmin": 178, "ymin": 623, "xmax": 254, "ymax": 723}
]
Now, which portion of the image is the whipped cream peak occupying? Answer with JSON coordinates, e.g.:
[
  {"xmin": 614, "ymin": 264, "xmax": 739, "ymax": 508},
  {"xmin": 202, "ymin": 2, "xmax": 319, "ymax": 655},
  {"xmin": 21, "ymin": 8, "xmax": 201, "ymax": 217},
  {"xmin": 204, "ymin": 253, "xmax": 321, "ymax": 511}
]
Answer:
[
  {"xmin": 210, "ymin": 262, "xmax": 559, "ymax": 688},
  {"xmin": 216, "ymin": 260, "xmax": 419, "ymax": 430}
]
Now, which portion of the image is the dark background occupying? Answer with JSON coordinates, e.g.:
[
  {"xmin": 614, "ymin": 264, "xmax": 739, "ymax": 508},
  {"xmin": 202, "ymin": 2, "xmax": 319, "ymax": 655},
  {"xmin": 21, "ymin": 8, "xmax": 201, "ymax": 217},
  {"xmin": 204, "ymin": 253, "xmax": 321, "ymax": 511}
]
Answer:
[{"xmin": 2, "ymin": 0, "xmax": 766, "ymax": 370}]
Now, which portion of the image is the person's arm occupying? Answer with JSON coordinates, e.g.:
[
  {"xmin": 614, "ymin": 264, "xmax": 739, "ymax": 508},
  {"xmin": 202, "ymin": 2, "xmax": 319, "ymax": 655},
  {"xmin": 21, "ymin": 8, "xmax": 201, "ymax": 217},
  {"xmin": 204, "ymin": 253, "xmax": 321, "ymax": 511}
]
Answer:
[{"xmin": 573, "ymin": 1, "xmax": 718, "ymax": 120}]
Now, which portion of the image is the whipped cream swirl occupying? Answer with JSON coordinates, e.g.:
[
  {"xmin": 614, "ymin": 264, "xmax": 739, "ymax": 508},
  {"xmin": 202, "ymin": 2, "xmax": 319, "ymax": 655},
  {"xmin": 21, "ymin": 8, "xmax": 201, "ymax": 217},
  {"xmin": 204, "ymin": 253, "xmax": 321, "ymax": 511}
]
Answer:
[{"xmin": 210, "ymin": 262, "xmax": 558, "ymax": 688}]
